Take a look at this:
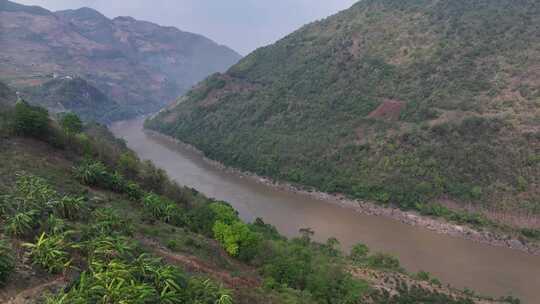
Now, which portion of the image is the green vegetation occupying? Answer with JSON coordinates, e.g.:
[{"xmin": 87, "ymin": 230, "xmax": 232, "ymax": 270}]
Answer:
[
  {"xmin": 0, "ymin": 239, "xmax": 15, "ymax": 286},
  {"xmin": 0, "ymin": 99, "xmax": 516, "ymax": 303},
  {"xmin": 43, "ymin": 238, "xmax": 232, "ymax": 304},
  {"xmin": 14, "ymin": 100, "xmax": 50, "ymax": 138},
  {"xmin": 2, "ymin": 0, "xmax": 242, "ymax": 122},
  {"xmin": 23, "ymin": 77, "xmax": 133, "ymax": 124},
  {"xmin": 59, "ymin": 112, "xmax": 83, "ymax": 134},
  {"xmin": 71, "ymin": 158, "xmax": 368, "ymax": 302},
  {"xmin": 24, "ymin": 232, "xmax": 72, "ymax": 274},
  {"xmin": 210, "ymin": 202, "xmax": 261, "ymax": 261},
  {"xmin": 147, "ymin": 0, "xmax": 540, "ymax": 233}
]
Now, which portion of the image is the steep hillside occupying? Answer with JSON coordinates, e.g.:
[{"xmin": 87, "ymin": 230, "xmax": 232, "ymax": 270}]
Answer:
[
  {"xmin": 0, "ymin": 82, "xmax": 16, "ymax": 106},
  {"xmin": 21, "ymin": 76, "xmax": 128, "ymax": 123},
  {"xmin": 148, "ymin": 0, "xmax": 540, "ymax": 229},
  {"xmin": 0, "ymin": 95, "xmax": 506, "ymax": 304},
  {"xmin": 0, "ymin": 0, "xmax": 241, "ymax": 117}
]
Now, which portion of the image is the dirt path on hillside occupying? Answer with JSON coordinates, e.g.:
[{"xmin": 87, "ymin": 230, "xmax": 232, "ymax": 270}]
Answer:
[
  {"xmin": 4, "ymin": 276, "xmax": 67, "ymax": 304},
  {"xmin": 137, "ymin": 236, "xmax": 260, "ymax": 290}
]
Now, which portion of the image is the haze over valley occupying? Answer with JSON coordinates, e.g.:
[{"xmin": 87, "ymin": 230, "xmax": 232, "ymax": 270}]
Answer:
[{"xmin": 0, "ymin": 1, "xmax": 539, "ymax": 303}]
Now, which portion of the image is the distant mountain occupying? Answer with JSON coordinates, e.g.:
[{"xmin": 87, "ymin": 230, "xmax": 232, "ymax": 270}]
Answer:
[
  {"xmin": 21, "ymin": 76, "xmax": 128, "ymax": 123},
  {"xmin": 148, "ymin": 0, "xmax": 540, "ymax": 226},
  {"xmin": 0, "ymin": 0, "xmax": 241, "ymax": 117}
]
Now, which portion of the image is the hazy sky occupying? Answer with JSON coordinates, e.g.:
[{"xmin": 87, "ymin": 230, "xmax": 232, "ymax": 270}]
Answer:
[{"xmin": 16, "ymin": 0, "xmax": 358, "ymax": 55}]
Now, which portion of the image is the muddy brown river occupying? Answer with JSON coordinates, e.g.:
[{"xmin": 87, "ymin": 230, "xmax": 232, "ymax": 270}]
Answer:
[{"xmin": 111, "ymin": 118, "xmax": 540, "ymax": 303}]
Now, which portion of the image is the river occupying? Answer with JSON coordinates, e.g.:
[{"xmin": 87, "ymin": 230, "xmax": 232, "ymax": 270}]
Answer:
[{"xmin": 111, "ymin": 117, "xmax": 540, "ymax": 303}]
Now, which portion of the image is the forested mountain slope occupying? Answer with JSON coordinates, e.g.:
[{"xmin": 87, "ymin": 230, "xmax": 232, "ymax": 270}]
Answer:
[
  {"xmin": 148, "ymin": 0, "xmax": 540, "ymax": 228},
  {"xmin": 21, "ymin": 76, "xmax": 127, "ymax": 123},
  {"xmin": 0, "ymin": 0, "xmax": 241, "ymax": 117}
]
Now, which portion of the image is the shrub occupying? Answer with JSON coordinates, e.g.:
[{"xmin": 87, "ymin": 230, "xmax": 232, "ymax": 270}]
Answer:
[
  {"xmin": 521, "ymin": 228, "xmax": 540, "ymax": 240},
  {"xmin": 350, "ymin": 243, "xmax": 370, "ymax": 263},
  {"xmin": 139, "ymin": 160, "xmax": 167, "ymax": 193},
  {"xmin": 0, "ymin": 239, "xmax": 15, "ymax": 286},
  {"xmin": 209, "ymin": 202, "xmax": 239, "ymax": 225},
  {"xmin": 470, "ymin": 186, "xmax": 483, "ymax": 200},
  {"xmin": 59, "ymin": 112, "xmax": 83, "ymax": 134},
  {"xmin": 186, "ymin": 204, "xmax": 217, "ymax": 236},
  {"xmin": 74, "ymin": 133, "xmax": 92, "ymax": 156},
  {"xmin": 367, "ymin": 253, "xmax": 401, "ymax": 271},
  {"xmin": 24, "ymin": 232, "xmax": 72, "ymax": 273},
  {"xmin": 118, "ymin": 152, "xmax": 140, "ymax": 179},
  {"xmin": 125, "ymin": 182, "xmax": 144, "ymax": 201}
]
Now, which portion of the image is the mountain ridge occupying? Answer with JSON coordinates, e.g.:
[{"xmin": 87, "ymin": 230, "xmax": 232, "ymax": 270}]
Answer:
[
  {"xmin": 0, "ymin": 0, "xmax": 242, "ymax": 118},
  {"xmin": 20, "ymin": 76, "xmax": 130, "ymax": 123}
]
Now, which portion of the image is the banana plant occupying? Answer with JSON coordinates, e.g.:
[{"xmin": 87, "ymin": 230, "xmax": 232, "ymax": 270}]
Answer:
[
  {"xmin": 86, "ymin": 235, "xmax": 135, "ymax": 262},
  {"xmin": 142, "ymin": 193, "xmax": 167, "ymax": 220},
  {"xmin": 23, "ymin": 232, "xmax": 72, "ymax": 274},
  {"xmin": 4, "ymin": 209, "xmax": 39, "ymax": 236},
  {"xmin": 15, "ymin": 173, "xmax": 57, "ymax": 211},
  {"xmin": 43, "ymin": 214, "xmax": 67, "ymax": 235},
  {"xmin": 53, "ymin": 195, "xmax": 85, "ymax": 220},
  {"xmin": 73, "ymin": 160, "xmax": 108, "ymax": 186}
]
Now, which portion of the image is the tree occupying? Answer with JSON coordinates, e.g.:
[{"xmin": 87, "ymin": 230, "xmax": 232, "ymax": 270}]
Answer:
[
  {"xmin": 213, "ymin": 220, "xmax": 261, "ymax": 261},
  {"xmin": 14, "ymin": 100, "xmax": 49, "ymax": 138},
  {"xmin": 209, "ymin": 203, "xmax": 261, "ymax": 261},
  {"xmin": 350, "ymin": 243, "xmax": 370, "ymax": 263},
  {"xmin": 118, "ymin": 152, "xmax": 139, "ymax": 179},
  {"xmin": 325, "ymin": 237, "xmax": 341, "ymax": 257},
  {"xmin": 60, "ymin": 112, "xmax": 83, "ymax": 134}
]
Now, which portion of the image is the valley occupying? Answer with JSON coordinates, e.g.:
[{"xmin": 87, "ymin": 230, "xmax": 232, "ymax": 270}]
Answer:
[
  {"xmin": 0, "ymin": 86, "xmax": 509, "ymax": 304},
  {"xmin": 113, "ymin": 117, "xmax": 540, "ymax": 303},
  {"xmin": 1, "ymin": 0, "xmax": 539, "ymax": 303}
]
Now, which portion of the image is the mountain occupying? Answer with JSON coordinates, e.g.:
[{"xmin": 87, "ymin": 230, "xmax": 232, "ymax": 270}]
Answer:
[
  {"xmin": 21, "ymin": 76, "xmax": 128, "ymax": 123},
  {"xmin": 0, "ymin": 0, "xmax": 241, "ymax": 117},
  {"xmin": 148, "ymin": 0, "xmax": 540, "ymax": 228}
]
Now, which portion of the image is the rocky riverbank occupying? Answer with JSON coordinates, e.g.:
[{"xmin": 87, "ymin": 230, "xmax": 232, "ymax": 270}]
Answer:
[{"xmin": 145, "ymin": 128, "xmax": 540, "ymax": 256}]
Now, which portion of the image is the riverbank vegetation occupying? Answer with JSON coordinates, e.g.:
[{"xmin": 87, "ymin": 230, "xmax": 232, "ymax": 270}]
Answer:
[{"xmin": 0, "ymin": 97, "xmax": 515, "ymax": 302}]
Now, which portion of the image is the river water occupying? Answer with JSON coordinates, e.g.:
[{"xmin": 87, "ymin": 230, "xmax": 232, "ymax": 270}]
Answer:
[{"xmin": 111, "ymin": 118, "xmax": 540, "ymax": 303}]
